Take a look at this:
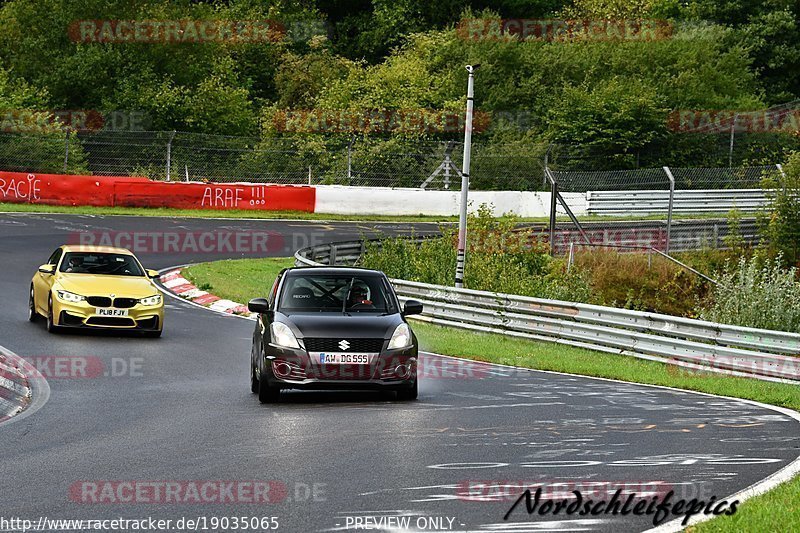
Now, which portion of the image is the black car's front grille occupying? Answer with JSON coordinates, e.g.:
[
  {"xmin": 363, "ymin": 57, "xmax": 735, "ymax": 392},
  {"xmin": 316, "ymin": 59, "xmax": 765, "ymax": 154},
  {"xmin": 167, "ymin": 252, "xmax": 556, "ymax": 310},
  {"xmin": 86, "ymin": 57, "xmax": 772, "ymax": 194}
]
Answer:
[
  {"xmin": 113, "ymin": 297, "xmax": 138, "ymax": 308},
  {"xmin": 314, "ymin": 364, "xmax": 375, "ymax": 380},
  {"xmin": 87, "ymin": 296, "xmax": 112, "ymax": 307},
  {"xmin": 303, "ymin": 338, "xmax": 385, "ymax": 353}
]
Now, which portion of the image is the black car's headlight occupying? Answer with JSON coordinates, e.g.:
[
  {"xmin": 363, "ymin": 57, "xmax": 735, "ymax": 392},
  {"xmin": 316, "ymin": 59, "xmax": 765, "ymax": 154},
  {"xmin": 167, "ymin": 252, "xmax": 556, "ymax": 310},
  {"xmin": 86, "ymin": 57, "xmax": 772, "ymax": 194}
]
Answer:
[
  {"xmin": 270, "ymin": 322, "xmax": 300, "ymax": 349},
  {"xmin": 388, "ymin": 323, "xmax": 412, "ymax": 349}
]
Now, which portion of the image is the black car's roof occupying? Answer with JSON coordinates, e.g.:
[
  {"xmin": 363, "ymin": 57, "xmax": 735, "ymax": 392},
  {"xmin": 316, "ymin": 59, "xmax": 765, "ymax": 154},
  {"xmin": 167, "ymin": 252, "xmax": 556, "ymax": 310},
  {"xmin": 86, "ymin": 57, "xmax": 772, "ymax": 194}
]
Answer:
[{"xmin": 284, "ymin": 266, "xmax": 385, "ymax": 277}]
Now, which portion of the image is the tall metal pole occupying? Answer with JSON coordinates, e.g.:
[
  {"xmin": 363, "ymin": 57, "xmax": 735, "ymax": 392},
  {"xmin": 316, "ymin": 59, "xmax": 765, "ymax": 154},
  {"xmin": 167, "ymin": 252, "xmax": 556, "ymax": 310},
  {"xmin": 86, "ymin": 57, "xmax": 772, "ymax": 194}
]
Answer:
[
  {"xmin": 548, "ymin": 174, "xmax": 557, "ymax": 256},
  {"xmin": 663, "ymin": 166, "xmax": 675, "ymax": 255},
  {"xmin": 455, "ymin": 64, "xmax": 479, "ymax": 288},
  {"xmin": 728, "ymin": 113, "xmax": 737, "ymax": 167}
]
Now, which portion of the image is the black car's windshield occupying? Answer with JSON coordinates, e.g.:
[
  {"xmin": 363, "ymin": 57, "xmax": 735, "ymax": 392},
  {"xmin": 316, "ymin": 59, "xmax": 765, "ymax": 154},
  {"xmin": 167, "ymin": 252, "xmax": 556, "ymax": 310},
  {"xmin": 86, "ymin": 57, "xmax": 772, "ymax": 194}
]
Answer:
[
  {"xmin": 279, "ymin": 274, "xmax": 397, "ymax": 314},
  {"xmin": 59, "ymin": 252, "xmax": 145, "ymax": 277}
]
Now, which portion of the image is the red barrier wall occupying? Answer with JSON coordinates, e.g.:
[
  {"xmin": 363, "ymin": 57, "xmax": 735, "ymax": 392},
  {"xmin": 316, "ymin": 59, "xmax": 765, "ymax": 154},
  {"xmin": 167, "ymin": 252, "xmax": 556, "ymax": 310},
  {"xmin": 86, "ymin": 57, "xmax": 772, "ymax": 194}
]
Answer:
[{"xmin": 0, "ymin": 171, "xmax": 315, "ymax": 212}]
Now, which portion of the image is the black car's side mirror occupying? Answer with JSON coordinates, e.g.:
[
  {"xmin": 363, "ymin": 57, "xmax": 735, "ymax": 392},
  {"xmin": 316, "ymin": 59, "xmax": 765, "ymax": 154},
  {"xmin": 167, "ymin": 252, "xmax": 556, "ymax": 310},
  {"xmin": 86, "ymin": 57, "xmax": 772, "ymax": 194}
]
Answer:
[
  {"xmin": 402, "ymin": 300, "xmax": 423, "ymax": 317},
  {"xmin": 248, "ymin": 298, "xmax": 270, "ymax": 313}
]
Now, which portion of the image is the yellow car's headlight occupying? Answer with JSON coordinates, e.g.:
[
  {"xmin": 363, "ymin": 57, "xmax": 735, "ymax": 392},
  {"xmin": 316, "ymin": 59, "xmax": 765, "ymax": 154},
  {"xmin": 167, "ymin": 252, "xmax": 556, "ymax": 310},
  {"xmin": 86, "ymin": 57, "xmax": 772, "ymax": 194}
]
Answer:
[
  {"xmin": 139, "ymin": 294, "xmax": 162, "ymax": 306},
  {"xmin": 55, "ymin": 290, "xmax": 85, "ymax": 303}
]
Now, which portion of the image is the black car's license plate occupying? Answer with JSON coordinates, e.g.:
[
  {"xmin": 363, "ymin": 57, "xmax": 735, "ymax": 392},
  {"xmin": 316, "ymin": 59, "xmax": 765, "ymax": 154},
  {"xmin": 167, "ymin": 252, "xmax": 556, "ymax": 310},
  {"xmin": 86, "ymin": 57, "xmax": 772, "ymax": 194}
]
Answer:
[{"xmin": 315, "ymin": 353, "xmax": 371, "ymax": 365}]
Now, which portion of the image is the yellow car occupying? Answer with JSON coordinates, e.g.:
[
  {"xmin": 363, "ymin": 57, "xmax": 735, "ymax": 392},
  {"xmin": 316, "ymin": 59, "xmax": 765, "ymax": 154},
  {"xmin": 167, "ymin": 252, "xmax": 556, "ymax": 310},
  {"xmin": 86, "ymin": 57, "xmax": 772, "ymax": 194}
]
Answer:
[{"xmin": 29, "ymin": 245, "xmax": 164, "ymax": 337}]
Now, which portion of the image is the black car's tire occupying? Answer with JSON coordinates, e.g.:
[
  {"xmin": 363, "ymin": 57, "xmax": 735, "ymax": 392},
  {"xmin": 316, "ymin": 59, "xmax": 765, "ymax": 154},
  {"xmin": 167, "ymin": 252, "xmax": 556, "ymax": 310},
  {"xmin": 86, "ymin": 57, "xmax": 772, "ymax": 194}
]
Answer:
[
  {"xmin": 46, "ymin": 295, "xmax": 60, "ymax": 333},
  {"xmin": 250, "ymin": 363, "xmax": 259, "ymax": 394},
  {"xmin": 258, "ymin": 376, "xmax": 280, "ymax": 403},
  {"xmin": 28, "ymin": 285, "xmax": 37, "ymax": 322},
  {"xmin": 397, "ymin": 379, "xmax": 418, "ymax": 401}
]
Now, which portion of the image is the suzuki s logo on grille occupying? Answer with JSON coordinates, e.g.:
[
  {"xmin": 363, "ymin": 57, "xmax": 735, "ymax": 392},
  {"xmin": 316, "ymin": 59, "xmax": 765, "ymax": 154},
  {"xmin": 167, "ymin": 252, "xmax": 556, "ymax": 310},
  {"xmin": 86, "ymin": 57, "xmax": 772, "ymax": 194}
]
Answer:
[{"xmin": 338, "ymin": 340, "xmax": 350, "ymax": 351}]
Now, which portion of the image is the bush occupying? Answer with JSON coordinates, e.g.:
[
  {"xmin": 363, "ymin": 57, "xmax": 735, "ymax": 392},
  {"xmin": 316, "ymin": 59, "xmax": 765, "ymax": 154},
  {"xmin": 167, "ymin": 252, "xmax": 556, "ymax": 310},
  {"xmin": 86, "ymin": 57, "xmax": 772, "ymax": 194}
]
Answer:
[
  {"xmin": 700, "ymin": 256, "xmax": 800, "ymax": 332},
  {"xmin": 572, "ymin": 248, "xmax": 709, "ymax": 316},
  {"xmin": 362, "ymin": 204, "xmax": 595, "ymax": 302},
  {"xmin": 758, "ymin": 151, "xmax": 800, "ymax": 267}
]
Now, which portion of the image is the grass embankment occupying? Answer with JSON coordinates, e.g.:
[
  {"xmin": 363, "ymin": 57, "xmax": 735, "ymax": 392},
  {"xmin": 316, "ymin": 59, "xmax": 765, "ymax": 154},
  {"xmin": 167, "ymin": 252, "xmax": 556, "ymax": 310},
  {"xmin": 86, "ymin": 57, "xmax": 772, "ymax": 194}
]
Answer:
[
  {"xmin": 182, "ymin": 257, "xmax": 290, "ymax": 304},
  {"xmin": 0, "ymin": 202, "xmax": 455, "ymax": 222},
  {"xmin": 182, "ymin": 257, "xmax": 800, "ymax": 532}
]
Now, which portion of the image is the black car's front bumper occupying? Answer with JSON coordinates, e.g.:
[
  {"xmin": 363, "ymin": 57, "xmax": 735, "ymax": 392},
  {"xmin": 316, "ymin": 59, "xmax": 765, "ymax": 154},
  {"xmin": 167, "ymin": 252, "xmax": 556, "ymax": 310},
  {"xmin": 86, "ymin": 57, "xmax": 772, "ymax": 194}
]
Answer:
[{"xmin": 260, "ymin": 342, "xmax": 418, "ymax": 391}]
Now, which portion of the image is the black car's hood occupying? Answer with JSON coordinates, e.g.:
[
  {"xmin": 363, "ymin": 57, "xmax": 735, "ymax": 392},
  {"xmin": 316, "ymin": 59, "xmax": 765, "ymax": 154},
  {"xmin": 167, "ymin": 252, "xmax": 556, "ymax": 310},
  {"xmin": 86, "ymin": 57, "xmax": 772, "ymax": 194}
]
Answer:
[{"xmin": 278, "ymin": 312, "xmax": 402, "ymax": 339}]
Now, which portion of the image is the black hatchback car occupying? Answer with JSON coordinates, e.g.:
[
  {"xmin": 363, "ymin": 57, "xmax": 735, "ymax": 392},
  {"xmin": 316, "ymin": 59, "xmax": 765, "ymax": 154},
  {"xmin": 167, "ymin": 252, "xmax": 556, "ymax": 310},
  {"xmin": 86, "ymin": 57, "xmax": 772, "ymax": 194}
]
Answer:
[{"xmin": 248, "ymin": 267, "xmax": 423, "ymax": 403}]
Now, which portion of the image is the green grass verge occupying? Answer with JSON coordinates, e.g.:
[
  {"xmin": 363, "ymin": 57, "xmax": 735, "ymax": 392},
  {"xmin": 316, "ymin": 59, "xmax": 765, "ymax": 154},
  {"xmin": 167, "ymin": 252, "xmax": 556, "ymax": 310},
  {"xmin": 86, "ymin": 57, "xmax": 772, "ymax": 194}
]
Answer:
[
  {"xmin": 182, "ymin": 257, "xmax": 290, "ymax": 304},
  {"xmin": 0, "ymin": 202, "xmax": 456, "ymax": 222},
  {"xmin": 182, "ymin": 257, "xmax": 800, "ymax": 532},
  {"xmin": 0, "ymin": 202, "xmax": 735, "ymax": 224}
]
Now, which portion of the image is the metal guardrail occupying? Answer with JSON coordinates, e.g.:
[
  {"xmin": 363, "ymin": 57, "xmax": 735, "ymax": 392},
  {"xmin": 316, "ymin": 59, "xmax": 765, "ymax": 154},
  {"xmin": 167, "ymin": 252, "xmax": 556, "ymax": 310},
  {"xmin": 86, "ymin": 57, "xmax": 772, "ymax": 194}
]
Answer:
[
  {"xmin": 587, "ymin": 189, "xmax": 770, "ymax": 215},
  {"xmin": 295, "ymin": 239, "xmax": 800, "ymax": 383},
  {"xmin": 522, "ymin": 218, "xmax": 760, "ymax": 253}
]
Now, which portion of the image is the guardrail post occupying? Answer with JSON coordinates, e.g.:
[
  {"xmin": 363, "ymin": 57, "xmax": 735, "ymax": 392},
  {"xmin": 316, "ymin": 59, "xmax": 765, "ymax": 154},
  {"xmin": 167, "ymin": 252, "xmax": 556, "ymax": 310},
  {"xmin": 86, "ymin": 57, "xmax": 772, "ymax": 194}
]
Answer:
[
  {"xmin": 328, "ymin": 245, "xmax": 337, "ymax": 266},
  {"xmin": 663, "ymin": 166, "xmax": 675, "ymax": 255},
  {"xmin": 165, "ymin": 130, "xmax": 176, "ymax": 181}
]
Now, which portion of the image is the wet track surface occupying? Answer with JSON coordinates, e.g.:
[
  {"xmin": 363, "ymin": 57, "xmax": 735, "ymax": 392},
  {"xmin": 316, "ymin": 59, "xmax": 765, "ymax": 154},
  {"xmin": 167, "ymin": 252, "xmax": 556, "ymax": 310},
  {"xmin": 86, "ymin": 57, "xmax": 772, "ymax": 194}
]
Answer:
[{"xmin": 0, "ymin": 213, "xmax": 798, "ymax": 533}]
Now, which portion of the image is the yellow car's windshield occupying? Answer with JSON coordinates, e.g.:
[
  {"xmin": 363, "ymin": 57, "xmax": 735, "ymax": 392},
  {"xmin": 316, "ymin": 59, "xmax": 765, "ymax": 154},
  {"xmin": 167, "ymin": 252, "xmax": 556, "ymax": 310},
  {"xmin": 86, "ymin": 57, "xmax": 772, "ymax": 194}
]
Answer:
[{"xmin": 59, "ymin": 252, "xmax": 144, "ymax": 277}]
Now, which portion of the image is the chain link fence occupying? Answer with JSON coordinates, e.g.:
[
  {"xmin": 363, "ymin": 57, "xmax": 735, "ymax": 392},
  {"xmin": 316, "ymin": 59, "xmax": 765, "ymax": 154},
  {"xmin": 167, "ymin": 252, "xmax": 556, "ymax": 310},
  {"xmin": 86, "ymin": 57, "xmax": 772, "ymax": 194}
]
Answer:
[
  {"xmin": 7, "ymin": 129, "xmax": 794, "ymax": 191},
  {"xmin": 0, "ymin": 130, "xmax": 548, "ymax": 190},
  {"xmin": 546, "ymin": 162, "xmax": 782, "ymax": 255}
]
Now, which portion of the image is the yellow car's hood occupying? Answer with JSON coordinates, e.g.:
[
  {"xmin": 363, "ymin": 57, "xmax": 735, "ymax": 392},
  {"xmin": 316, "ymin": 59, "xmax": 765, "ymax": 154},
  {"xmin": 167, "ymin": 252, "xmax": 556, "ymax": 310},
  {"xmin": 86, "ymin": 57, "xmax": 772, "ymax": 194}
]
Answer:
[{"xmin": 56, "ymin": 274, "xmax": 159, "ymax": 298}]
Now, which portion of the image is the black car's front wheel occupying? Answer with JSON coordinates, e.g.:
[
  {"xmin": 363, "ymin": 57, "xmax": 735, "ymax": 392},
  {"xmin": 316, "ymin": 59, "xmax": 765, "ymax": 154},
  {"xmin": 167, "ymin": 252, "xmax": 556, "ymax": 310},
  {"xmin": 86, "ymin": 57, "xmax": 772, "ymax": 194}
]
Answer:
[
  {"xmin": 250, "ymin": 361, "xmax": 259, "ymax": 393},
  {"xmin": 257, "ymin": 363, "xmax": 280, "ymax": 403},
  {"xmin": 258, "ymin": 378, "xmax": 280, "ymax": 403},
  {"xmin": 396, "ymin": 379, "xmax": 418, "ymax": 401}
]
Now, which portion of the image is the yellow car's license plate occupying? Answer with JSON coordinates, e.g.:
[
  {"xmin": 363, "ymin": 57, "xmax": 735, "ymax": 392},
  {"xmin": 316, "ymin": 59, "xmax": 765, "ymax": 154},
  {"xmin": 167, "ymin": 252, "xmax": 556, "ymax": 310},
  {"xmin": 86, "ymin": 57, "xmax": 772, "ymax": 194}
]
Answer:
[{"xmin": 96, "ymin": 308, "xmax": 129, "ymax": 317}]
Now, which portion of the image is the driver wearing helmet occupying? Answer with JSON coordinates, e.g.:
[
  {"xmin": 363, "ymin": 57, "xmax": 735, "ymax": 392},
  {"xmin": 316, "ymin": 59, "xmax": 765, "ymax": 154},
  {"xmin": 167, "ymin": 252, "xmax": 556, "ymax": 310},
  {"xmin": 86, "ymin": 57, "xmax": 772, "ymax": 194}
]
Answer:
[
  {"xmin": 347, "ymin": 284, "xmax": 372, "ymax": 308},
  {"xmin": 64, "ymin": 255, "xmax": 85, "ymax": 273}
]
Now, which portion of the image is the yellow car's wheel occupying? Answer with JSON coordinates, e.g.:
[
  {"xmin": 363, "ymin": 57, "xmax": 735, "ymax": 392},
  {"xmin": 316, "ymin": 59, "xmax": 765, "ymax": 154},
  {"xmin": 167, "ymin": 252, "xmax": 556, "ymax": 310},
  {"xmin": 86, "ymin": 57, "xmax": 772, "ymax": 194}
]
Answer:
[
  {"xmin": 28, "ymin": 285, "xmax": 37, "ymax": 322},
  {"xmin": 46, "ymin": 294, "xmax": 60, "ymax": 334}
]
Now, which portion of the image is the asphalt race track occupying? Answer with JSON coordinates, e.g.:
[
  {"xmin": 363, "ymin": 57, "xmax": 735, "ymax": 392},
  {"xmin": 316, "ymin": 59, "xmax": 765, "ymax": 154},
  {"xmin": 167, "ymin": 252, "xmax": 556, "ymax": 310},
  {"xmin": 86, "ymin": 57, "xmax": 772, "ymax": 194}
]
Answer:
[{"xmin": 1, "ymin": 213, "xmax": 798, "ymax": 533}]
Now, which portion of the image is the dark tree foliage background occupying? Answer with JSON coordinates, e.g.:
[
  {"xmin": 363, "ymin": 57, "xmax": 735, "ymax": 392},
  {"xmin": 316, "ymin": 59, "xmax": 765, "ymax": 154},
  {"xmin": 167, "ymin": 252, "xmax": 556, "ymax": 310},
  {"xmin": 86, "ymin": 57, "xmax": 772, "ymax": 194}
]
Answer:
[{"xmin": 0, "ymin": 0, "xmax": 798, "ymax": 166}]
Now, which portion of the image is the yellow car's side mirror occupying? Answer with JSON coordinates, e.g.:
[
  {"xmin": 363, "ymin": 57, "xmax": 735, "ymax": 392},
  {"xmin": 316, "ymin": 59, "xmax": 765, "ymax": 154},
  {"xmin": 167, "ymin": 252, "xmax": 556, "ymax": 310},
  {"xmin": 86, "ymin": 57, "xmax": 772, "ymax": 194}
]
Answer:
[
  {"xmin": 147, "ymin": 269, "xmax": 160, "ymax": 279},
  {"xmin": 38, "ymin": 264, "xmax": 55, "ymax": 275}
]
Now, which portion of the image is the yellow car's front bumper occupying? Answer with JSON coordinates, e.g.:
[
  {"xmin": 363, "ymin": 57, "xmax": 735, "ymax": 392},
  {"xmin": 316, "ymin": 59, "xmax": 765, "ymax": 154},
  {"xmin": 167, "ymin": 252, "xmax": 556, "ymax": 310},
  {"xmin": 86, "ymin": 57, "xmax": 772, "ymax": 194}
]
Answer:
[{"xmin": 52, "ymin": 297, "xmax": 164, "ymax": 331}]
